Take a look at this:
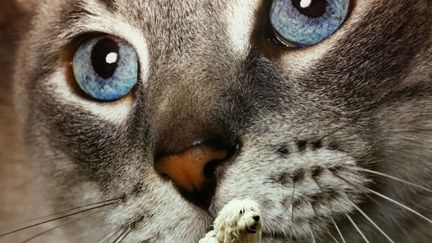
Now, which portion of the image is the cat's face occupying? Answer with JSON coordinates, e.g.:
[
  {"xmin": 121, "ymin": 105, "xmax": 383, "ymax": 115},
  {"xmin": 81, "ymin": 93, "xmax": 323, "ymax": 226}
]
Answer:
[{"xmin": 13, "ymin": 0, "xmax": 432, "ymax": 242}]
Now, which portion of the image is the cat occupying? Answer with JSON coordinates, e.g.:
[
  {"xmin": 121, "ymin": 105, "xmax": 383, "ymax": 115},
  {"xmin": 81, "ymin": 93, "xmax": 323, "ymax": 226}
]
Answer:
[{"xmin": 0, "ymin": 0, "xmax": 431, "ymax": 242}]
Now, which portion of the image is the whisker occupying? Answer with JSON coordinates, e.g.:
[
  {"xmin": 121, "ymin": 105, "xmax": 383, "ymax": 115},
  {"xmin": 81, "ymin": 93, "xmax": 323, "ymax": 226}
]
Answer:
[
  {"xmin": 326, "ymin": 230, "xmax": 340, "ymax": 243},
  {"xmin": 333, "ymin": 171, "xmax": 432, "ymax": 225},
  {"xmin": 308, "ymin": 225, "xmax": 316, "ymax": 243},
  {"xmin": 291, "ymin": 180, "xmax": 296, "ymax": 222},
  {"xmin": 7, "ymin": 197, "xmax": 123, "ymax": 230},
  {"xmin": 118, "ymin": 228, "xmax": 132, "ymax": 243},
  {"xmin": 331, "ymin": 218, "xmax": 346, "ymax": 243},
  {"xmin": 367, "ymin": 188, "xmax": 432, "ymax": 224},
  {"xmin": 388, "ymin": 129, "xmax": 432, "ymax": 133},
  {"xmin": 316, "ymin": 113, "xmax": 369, "ymax": 142},
  {"xmin": 100, "ymin": 228, "xmax": 129, "ymax": 243},
  {"xmin": 22, "ymin": 210, "xmax": 101, "ymax": 242},
  {"xmin": 354, "ymin": 167, "xmax": 432, "ymax": 193},
  {"xmin": 333, "ymin": 171, "xmax": 432, "ymax": 229},
  {"xmin": 346, "ymin": 214, "xmax": 370, "ymax": 243},
  {"xmin": 97, "ymin": 231, "xmax": 118, "ymax": 243},
  {"xmin": 313, "ymin": 178, "xmax": 345, "ymax": 243},
  {"xmin": 111, "ymin": 228, "xmax": 129, "ymax": 243},
  {"xmin": 309, "ymin": 202, "xmax": 339, "ymax": 243},
  {"xmin": 330, "ymin": 176, "xmax": 413, "ymax": 242},
  {"xmin": 0, "ymin": 201, "xmax": 119, "ymax": 238},
  {"xmin": 364, "ymin": 195, "xmax": 415, "ymax": 243},
  {"xmin": 350, "ymin": 202, "xmax": 395, "ymax": 243}
]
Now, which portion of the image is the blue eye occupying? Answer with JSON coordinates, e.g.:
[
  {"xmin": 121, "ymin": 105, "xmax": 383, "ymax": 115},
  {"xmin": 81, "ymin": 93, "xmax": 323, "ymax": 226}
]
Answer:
[
  {"xmin": 270, "ymin": 0, "xmax": 350, "ymax": 47},
  {"xmin": 73, "ymin": 36, "xmax": 138, "ymax": 101}
]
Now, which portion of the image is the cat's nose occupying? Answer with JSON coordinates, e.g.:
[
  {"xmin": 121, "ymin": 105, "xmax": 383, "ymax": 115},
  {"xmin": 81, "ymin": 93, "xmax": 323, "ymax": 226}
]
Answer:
[{"xmin": 154, "ymin": 141, "xmax": 236, "ymax": 208}]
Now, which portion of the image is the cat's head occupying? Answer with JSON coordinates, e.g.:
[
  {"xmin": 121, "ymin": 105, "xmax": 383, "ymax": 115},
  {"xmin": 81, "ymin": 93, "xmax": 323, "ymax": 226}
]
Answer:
[{"xmin": 14, "ymin": 0, "xmax": 432, "ymax": 242}]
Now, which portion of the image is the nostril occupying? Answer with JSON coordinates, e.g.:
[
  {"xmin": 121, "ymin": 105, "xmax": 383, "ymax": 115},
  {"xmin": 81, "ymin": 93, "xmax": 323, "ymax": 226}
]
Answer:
[
  {"xmin": 154, "ymin": 139, "xmax": 238, "ymax": 209},
  {"xmin": 203, "ymin": 160, "xmax": 222, "ymax": 179},
  {"xmin": 253, "ymin": 215, "xmax": 260, "ymax": 222}
]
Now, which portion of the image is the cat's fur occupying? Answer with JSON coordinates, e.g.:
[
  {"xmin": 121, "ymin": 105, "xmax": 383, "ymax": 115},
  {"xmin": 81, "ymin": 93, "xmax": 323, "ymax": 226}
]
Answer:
[{"xmin": 1, "ymin": 0, "xmax": 431, "ymax": 242}]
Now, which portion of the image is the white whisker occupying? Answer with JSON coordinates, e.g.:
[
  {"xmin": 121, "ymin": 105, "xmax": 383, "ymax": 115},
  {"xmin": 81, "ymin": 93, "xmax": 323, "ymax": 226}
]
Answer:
[
  {"xmin": 351, "ymin": 203, "xmax": 395, "ymax": 243},
  {"xmin": 291, "ymin": 180, "xmax": 296, "ymax": 222},
  {"xmin": 327, "ymin": 229, "xmax": 340, "ymax": 243},
  {"xmin": 309, "ymin": 225, "xmax": 316, "ymax": 243},
  {"xmin": 23, "ymin": 210, "xmax": 100, "ymax": 242},
  {"xmin": 312, "ymin": 178, "xmax": 341, "ymax": 243},
  {"xmin": 0, "ymin": 201, "xmax": 119, "ymax": 238},
  {"xmin": 327, "ymin": 231, "xmax": 339, "ymax": 243},
  {"xmin": 346, "ymin": 214, "xmax": 370, "ymax": 243},
  {"xmin": 117, "ymin": 228, "xmax": 132, "ymax": 243},
  {"xmin": 367, "ymin": 188, "xmax": 432, "ymax": 224},
  {"xmin": 331, "ymin": 218, "xmax": 346, "ymax": 243},
  {"xmin": 355, "ymin": 168, "xmax": 432, "ymax": 193},
  {"xmin": 97, "ymin": 231, "xmax": 117, "ymax": 243},
  {"xmin": 111, "ymin": 227, "xmax": 130, "ymax": 243}
]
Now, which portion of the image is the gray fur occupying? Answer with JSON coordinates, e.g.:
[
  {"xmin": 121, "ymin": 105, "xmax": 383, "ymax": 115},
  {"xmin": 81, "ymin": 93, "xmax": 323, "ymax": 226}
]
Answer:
[{"xmin": 1, "ymin": 0, "xmax": 431, "ymax": 242}]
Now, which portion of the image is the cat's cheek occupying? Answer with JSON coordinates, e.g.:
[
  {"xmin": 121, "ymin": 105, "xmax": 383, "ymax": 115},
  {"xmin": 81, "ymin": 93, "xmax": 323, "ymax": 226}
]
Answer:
[
  {"xmin": 106, "ymin": 178, "xmax": 211, "ymax": 241},
  {"xmin": 211, "ymin": 141, "xmax": 369, "ymax": 239}
]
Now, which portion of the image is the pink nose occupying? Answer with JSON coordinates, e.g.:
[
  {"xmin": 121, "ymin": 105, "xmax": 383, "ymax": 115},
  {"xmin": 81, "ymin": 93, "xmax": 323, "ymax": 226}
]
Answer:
[{"xmin": 155, "ymin": 144, "xmax": 229, "ymax": 193}]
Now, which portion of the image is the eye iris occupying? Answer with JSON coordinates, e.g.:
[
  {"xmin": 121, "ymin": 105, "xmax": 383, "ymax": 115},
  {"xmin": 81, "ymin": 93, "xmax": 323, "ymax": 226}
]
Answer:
[
  {"xmin": 72, "ymin": 36, "xmax": 138, "ymax": 101},
  {"xmin": 91, "ymin": 38, "xmax": 120, "ymax": 79},
  {"xmin": 292, "ymin": 0, "xmax": 327, "ymax": 18},
  {"xmin": 270, "ymin": 0, "xmax": 349, "ymax": 47}
]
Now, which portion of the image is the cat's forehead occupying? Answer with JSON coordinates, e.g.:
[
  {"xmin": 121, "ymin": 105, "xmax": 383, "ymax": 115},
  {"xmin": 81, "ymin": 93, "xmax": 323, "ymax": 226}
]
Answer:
[
  {"xmin": 41, "ymin": 0, "xmax": 390, "ymax": 61},
  {"xmin": 55, "ymin": 0, "xmax": 263, "ymax": 57}
]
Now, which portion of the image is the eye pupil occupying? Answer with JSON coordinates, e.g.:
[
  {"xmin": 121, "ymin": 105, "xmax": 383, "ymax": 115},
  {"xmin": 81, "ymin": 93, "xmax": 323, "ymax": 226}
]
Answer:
[
  {"xmin": 292, "ymin": 0, "xmax": 327, "ymax": 18},
  {"xmin": 91, "ymin": 38, "xmax": 120, "ymax": 79}
]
